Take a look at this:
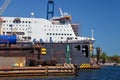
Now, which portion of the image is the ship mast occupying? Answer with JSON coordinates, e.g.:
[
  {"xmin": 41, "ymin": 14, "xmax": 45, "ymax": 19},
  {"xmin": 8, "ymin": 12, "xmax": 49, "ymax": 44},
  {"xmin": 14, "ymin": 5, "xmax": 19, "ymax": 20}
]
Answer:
[{"xmin": 91, "ymin": 27, "xmax": 94, "ymax": 39}]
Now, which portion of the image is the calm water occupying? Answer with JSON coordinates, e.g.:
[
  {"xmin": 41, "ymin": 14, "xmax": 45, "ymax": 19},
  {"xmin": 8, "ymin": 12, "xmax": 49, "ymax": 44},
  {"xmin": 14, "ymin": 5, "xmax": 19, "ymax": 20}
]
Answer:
[{"xmin": 2, "ymin": 66, "xmax": 120, "ymax": 80}]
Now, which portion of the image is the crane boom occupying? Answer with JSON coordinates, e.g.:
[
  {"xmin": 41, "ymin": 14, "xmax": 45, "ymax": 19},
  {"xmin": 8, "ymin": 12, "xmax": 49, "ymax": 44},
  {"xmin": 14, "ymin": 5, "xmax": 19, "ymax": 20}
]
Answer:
[
  {"xmin": 59, "ymin": 8, "xmax": 63, "ymax": 17},
  {"xmin": 0, "ymin": 0, "xmax": 11, "ymax": 16}
]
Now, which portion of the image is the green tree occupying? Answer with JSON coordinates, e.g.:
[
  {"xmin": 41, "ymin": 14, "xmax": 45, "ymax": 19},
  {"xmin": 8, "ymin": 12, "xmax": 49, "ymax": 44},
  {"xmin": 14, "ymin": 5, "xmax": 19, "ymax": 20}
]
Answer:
[
  {"xmin": 100, "ymin": 52, "xmax": 108, "ymax": 64},
  {"xmin": 110, "ymin": 55, "xmax": 120, "ymax": 63}
]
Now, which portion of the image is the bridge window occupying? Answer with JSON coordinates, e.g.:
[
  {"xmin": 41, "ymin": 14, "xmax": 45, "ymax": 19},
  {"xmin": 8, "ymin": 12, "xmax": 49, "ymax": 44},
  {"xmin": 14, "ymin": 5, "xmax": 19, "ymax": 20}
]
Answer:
[{"xmin": 13, "ymin": 18, "xmax": 21, "ymax": 23}]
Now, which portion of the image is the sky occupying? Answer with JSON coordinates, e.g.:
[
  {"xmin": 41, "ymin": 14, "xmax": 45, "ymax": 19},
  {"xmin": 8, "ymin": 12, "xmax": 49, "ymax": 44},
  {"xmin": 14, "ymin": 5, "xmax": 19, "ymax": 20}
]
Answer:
[{"xmin": 0, "ymin": 0, "xmax": 120, "ymax": 56}]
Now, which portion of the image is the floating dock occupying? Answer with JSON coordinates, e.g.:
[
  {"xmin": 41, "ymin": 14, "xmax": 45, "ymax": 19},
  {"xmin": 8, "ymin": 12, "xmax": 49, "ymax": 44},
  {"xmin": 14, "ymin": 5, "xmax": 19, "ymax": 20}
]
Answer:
[{"xmin": 0, "ymin": 64, "xmax": 76, "ymax": 77}]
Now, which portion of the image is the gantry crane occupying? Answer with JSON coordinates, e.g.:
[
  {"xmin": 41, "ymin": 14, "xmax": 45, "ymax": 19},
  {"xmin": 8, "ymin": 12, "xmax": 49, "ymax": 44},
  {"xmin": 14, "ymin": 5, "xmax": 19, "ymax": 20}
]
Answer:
[{"xmin": 47, "ymin": 0, "xmax": 54, "ymax": 20}]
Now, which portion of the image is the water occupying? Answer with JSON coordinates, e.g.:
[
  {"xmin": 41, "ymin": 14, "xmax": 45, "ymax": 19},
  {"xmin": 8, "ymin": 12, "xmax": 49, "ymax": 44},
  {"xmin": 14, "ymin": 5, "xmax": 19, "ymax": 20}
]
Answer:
[{"xmin": 1, "ymin": 66, "xmax": 120, "ymax": 80}]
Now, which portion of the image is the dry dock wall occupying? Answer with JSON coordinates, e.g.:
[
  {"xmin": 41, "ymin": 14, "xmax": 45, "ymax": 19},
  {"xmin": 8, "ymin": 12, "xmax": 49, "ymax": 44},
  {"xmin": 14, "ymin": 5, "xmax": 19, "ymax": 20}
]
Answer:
[
  {"xmin": 0, "ymin": 42, "xmax": 92, "ymax": 67},
  {"xmin": 40, "ymin": 43, "xmax": 91, "ymax": 66}
]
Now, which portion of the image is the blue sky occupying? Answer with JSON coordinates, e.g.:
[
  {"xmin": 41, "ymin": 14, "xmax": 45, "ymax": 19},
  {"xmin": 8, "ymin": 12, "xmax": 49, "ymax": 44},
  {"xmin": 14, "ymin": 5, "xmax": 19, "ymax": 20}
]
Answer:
[{"xmin": 0, "ymin": 0, "xmax": 120, "ymax": 56}]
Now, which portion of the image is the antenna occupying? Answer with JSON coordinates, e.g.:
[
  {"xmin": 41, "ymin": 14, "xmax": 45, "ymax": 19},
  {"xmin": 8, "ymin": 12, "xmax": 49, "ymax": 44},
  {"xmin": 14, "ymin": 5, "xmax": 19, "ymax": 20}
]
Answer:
[
  {"xmin": 0, "ymin": 0, "xmax": 11, "ymax": 16},
  {"xmin": 91, "ymin": 26, "xmax": 94, "ymax": 38}
]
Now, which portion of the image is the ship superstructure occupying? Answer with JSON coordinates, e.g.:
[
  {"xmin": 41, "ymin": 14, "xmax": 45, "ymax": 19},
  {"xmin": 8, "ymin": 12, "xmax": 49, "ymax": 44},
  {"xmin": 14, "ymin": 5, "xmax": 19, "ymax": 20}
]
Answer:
[{"xmin": 1, "ymin": 13, "xmax": 95, "ymax": 43}]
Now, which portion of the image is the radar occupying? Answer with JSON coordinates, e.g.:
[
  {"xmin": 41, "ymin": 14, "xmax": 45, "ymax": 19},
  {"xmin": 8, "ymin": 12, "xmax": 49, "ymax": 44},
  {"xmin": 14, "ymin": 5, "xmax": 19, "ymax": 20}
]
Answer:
[{"xmin": 31, "ymin": 12, "xmax": 34, "ymax": 18}]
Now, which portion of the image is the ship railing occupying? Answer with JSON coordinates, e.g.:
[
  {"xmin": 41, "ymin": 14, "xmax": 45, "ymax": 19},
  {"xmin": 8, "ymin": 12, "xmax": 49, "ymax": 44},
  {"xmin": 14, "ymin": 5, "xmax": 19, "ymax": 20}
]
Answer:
[{"xmin": 67, "ymin": 39, "xmax": 95, "ymax": 43}]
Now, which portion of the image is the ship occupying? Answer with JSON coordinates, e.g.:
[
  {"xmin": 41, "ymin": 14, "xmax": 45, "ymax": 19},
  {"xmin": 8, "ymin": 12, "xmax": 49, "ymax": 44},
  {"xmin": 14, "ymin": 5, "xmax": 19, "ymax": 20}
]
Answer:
[{"xmin": 0, "ymin": 0, "xmax": 95, "ymax": 67}]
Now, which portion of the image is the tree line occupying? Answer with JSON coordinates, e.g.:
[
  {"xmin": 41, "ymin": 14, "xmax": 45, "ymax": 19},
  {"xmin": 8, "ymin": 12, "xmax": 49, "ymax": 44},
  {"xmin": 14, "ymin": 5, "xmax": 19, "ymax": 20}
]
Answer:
[{"xmin": 92, "ymin": 52, "xmax": 120, "ymax": 64}]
